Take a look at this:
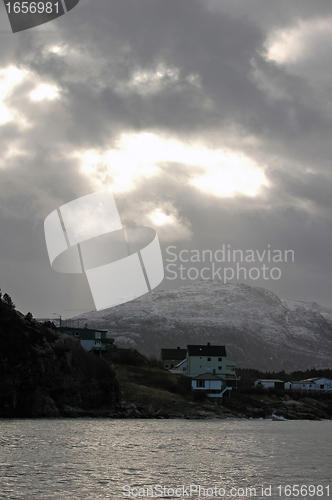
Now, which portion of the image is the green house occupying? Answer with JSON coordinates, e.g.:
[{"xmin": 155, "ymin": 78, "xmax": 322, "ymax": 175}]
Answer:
[{"xmin": 58, "ymin": 326, "xmax": 114, "ymax": 352}]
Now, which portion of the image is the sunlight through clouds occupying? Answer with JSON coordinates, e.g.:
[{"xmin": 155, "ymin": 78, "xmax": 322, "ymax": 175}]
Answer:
[
  {"xmin": 145, "ymin": 206, "xmax": 192, "ymax": 241},
  {"xmin": 190, "ymin": 153, "xmax": 268, "ymax": 197},
  {"xmin": 50, "ymin": 46, "xmax": 62, "ymax": 54},
  {"xmin": 30, "ymin": 84, "xmax": 60, "ymax": 101},
  {"xmin": 0, "ymin": 66, "xmax": 27, "ymax": 125},
  {"xmin": 76, "ymin": 133, "xmax": 268, "ymax": 198},
  {"xmin": 265, "ymin": 17, "xmax": 332, "ymax": 65},
  {"xmin": 116, "ymin": 64, "xmax": 201, "ymax": 95},
  {"xmin": 149, "ymin": 209, "xmax": 176, "ymax": 226}
]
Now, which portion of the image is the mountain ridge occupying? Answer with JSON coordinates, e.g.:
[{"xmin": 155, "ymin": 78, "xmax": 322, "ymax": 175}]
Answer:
[{"xmin": 69, "ymin": 281, "xmax": 332, "ymax": 371}]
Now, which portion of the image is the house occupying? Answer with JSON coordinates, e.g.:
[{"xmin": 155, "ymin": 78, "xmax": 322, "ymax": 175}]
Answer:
[
  {"xmin": 186, "ymin": 343, "xmax": 237, "ymax": 381},
  {"xmin": 191, "ymin": 373, "xmax": 232, "ymax": 399},
  {"xmin": 254, "ymin": 379, "xmax": 285, "ymax": 390},
  {"xmin": 310, "ymin": 378, "xmax": 332, "ymax": 391},
  {"xmin": 286, "ymin": 378, "xmax": 332, "ymax": 392},
  {"xmin": 169, "ymin": 358, "xmax": 187, "ymax": 374},
  {"xmin": 284, "ymin": 380, "xmax": 311, "ymax": 391},
  {"xmin": 160, "ymin": 347, "xmax": 187, "ymax": 369},
  {"xmin": 192, "ymin": 372, "xmax": 224, "ymax": 391},
  {"xmin": 58, "ymin": 326, "xmax": 114, "ymax": 352}
]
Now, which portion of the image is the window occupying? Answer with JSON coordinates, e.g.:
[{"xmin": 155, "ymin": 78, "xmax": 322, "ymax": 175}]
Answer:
[
  {"xmin": 75, "ymin": 332, "xmax": 79, "ymax": 337},
  {"xmin": 165, "ymin": 365, "xmax": 169, "ymax": 368},
  {"xmin": 218, "ymin": 366, "xmax": 222, "ymax": 370},
  {"xmin": 196, "ymin": 380, "xmax": 205, "ymax": 388},
  {"xmin": 320, "ymin": 385, "xmax": 324, "ymax": 389},
  {"xmin": 207, "ymin": 357, "xmax": 211, "ymax": 361},
  {"xmin": 95, "ymin": 332, "xmax": 101, "ymax": 339},
  {"xmin": 218, "ymin": 358, "xmax": 222, "ymax": 361}
]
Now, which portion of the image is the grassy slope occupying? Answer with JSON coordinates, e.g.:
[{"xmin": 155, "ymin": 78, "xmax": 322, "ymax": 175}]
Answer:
[{"xmin": 112, "ymin": 364, "xmax": 189, "ymax": 406}]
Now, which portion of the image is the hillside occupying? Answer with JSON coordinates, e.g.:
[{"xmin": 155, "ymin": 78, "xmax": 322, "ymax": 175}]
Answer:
[
  {"xmin": 2, "ymin": 287, "xmax": 332, "ymax": 420},
  {"xmin": 70, "ymin": 281, "xmax": 332, "ymax": 371},
  {"xmin": 0, "ymin": 295, "xmax": 120, "ymax": 418}
]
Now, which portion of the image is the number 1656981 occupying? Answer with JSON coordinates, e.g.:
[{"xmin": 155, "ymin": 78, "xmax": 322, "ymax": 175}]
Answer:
[
  {"xmin": 277, "ymin": 485, "xmax": 330, "ymax": 497},
  {"xmin": 5, "ymin": 2, "xmax": 59, "ymax": 14}
]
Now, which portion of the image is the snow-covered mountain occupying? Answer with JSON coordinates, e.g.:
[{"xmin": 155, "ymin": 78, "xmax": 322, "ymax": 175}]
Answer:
[{"xmin": 68, "ymin": 281, "xmax": 332, "ymax": 371}]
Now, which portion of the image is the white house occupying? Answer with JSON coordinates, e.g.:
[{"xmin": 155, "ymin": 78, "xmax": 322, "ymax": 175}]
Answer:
[
  {"xmin": 304, "ymin": 378, "xmax": 332, "ymax": 391},
  {"xmin": 192, "ymin": 373, "xmax": 224, "ymax": 391},
  {"xmin": 191, "ymin": 373, "xmax": 232, "ymax": 399},
  {"xmin": 286, "ymin": 378, "xmax": 332, "ymax": 392},
  {"xmin": 254, "ymin": 379, "xmax": 285, "ymax": 390},
  {"xmin": 186, "ymin": 343, "xmax": 237, "ymax": 380}
]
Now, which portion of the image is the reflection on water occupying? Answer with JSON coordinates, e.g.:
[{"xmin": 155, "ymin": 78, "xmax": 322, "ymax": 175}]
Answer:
[{"xmin": 0, "ymin": 419, "xmax": 331, "ymax": 499}]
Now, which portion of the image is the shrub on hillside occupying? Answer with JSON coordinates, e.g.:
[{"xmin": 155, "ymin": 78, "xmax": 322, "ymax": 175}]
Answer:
[{"xmin": 193, "ymin": 390, "xmax": 207, "ymax": 402}]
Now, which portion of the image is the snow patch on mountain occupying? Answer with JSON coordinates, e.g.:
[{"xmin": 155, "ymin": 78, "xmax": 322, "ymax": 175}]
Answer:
[{"xmin": 68, "ymin": 281, "xmax": 332, "ymax": 371}]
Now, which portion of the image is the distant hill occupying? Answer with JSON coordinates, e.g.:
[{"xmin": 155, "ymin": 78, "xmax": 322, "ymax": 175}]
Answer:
[{"xmin": 69, "ymin": 281, "xmax": 332, "ymax": 372}]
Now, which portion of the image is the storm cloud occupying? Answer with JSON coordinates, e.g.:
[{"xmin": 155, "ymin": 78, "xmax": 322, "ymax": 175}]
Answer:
[{"xmin": 1, "ymin": 0, "xmax": 332, "ymax": 316}]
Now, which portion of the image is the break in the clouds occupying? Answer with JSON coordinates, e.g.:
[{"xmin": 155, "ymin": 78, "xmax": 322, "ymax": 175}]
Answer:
[{"xmin": 0, "ymin": 0, "xmax": 332, "ymax": 316}]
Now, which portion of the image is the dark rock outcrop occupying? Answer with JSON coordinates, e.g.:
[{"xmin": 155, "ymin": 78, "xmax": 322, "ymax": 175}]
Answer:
[{"xmin": 0, "ymin": 301, "xmax": 120, "ymax": 418}]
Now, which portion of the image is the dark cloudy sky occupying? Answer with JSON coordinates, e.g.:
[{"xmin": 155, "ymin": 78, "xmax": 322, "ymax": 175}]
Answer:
[{"xmin": 1, "ymin": 0, "xmax": 332, "ymax": 318}]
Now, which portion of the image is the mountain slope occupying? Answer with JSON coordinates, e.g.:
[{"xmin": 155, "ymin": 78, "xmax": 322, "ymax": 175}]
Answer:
[{"xmin": 70, "ymin": 281, "xmax": 332, "ymax": 371}]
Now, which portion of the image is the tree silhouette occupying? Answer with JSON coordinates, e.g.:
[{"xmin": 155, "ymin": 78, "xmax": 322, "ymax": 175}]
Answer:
[{"xmin": 3, "ymin": 293, "xmax": 15, "ymax": 309}]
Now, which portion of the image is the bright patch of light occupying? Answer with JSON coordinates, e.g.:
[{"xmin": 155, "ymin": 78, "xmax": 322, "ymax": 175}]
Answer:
[
  {"xmin": 30, "ymin": 84, "xmax": 60, "ymax": 101},
  {"xmin": 0, "ymin": 66, "xmax": 27, "ymax": 125},
  {"xmin": 149, "ymin": 209, "xmax": 175, "ymax": 226},
  {"xmin": 121, "ymin": 64, "xmax": 200, "ymax": 95},
  {"xmin": 50, "ymin": 46, "xmax": 61, "ymax": 54},
  {"xmin": 76, "ymin": 133, "xmax": 268, "ymax": 197},
  {"xmin": 190, "ymin": 154, "xmax": 268, "ymax": 197},
  {"xmin": 265, "ymin": 18, "xmax": 332, "ymax": 65},
  {"xmin": 124, "ymin": 64, "xmax": 180, "ymax": 95},
  {"xmin": 132, "ymin": 65, "xmax": 179, "ymax": 85}
]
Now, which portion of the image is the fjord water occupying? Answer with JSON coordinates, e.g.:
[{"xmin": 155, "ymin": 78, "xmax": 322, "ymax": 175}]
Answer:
[{"xmin": 0, "ymin": 419, "xmax": 331, "ymax": 499}]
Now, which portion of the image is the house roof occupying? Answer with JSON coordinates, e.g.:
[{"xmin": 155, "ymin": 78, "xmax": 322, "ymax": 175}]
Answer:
[
  {"xmin": 187, "ymin": 344, "xmax": 227, "ymax": 357},
  {"xmin": 172, "ymin": 359, "xmax": 186, "ymax": 369},
  {"xmin": 292, "ymin": 380, "xmax": 318, "ymax": 385},
  {"xmin": 256, "ymin": 379, "xmax": 284, "ymax": 383},
  {"xmin": 161, "ymin": 348, "xmax": 187, "ymax": 360},
  {"xmin": 301, "ymin": 378, "xmax": 321, "ymax": 382},
  {"xmin": 192, "ymin": 372, "xmax": 223, "ymax": 380},
  {"xmin": 290, "ymin": 380, "xmax": 314, "ymax": 384},
  {"xmin": 289, "ymin": 378, "xmax": 332, "ymax": 384}
]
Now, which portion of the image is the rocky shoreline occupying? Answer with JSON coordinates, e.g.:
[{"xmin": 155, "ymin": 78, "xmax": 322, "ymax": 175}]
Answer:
[{"xmin": 51, "ymin": 393, "xmax": 332, "ymax": 420}]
